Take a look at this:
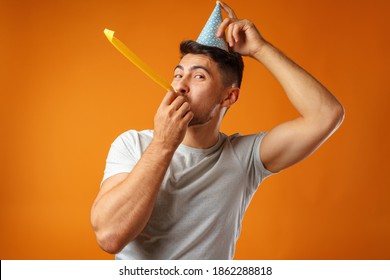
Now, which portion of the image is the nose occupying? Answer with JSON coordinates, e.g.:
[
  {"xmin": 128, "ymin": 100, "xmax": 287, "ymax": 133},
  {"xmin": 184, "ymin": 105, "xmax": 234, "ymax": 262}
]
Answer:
[{"xmin": 173, "ymin": 79, "xmax": 189, "ymax": 95}]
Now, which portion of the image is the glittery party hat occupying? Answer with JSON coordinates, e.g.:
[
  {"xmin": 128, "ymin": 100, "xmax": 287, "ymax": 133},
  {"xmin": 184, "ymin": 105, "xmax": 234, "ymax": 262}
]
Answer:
[{"xmin": 196, "ymin": 2, "xmax": 228, "ymax": 51}]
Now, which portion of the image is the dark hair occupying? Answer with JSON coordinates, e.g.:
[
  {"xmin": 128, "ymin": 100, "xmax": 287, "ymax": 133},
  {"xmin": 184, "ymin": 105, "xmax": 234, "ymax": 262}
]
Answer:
[{"xmin": 180, "ymin": 40, "xmax": 244, "ymax": 88}]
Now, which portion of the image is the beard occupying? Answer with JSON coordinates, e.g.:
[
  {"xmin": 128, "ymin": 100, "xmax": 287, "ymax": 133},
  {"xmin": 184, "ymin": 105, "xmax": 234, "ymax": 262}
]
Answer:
[
  {"xmin": 187, "ymin": 104, "xmax": 220, "ymax": 127},
  {"xmin": 188, "ymin": 115, "xmax": 212, "ymax": 127}
]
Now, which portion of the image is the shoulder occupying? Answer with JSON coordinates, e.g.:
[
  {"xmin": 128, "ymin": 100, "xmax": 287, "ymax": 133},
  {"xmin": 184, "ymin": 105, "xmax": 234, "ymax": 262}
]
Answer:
[
  {"xmin": 224, "ymin": 132, "xmax": 275, "ymax": 181},
  {"xmin": 222, "ymin": 132, "xmax": 268, "ymax": 163},
  {"xmin": 226, "ymin": 132, "xmax": 267, "ymax": 148},
  {"xmin": 109, "ymin": 129, "xmax": 153, "ymax": 155},
  {"xmin": 116, "ymin": 129, "xmax": 153, "ymax": 139},
  {"xmin": 113, "ymin": 129, "xmax": 153, "ymax": 145}
]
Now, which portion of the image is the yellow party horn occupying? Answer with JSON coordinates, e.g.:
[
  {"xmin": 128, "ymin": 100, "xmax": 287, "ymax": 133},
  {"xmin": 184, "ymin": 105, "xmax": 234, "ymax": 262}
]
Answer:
[{"xmin": 104, "ymin": 29, "xmax": 171, "ymax": 91}]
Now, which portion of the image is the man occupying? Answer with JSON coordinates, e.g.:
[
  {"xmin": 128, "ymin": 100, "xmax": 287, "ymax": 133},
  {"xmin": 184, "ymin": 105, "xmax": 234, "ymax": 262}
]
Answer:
[{"xmin": 91, "ymin": 2, "xmax": 344, "ymax": 259}]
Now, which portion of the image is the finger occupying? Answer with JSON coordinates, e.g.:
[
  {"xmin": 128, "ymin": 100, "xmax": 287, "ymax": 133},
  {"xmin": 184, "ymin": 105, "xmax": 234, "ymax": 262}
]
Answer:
[
  {"xmin": 218, "ymin": 1, "xmax": 238, "ymax": 19},
  {"xmin": 216, "ymin": 17, "xmax": 233, "ymax": 38},
  {"xmin": 227, "ymin": 21, "xmax": 236, "ymax": 47},
  {"xmin": 170, "ymin": 95, "xmax": 187, "ymax": 111},
  {"xmin": 176, "ymin": 101, "xmax": 191, "ymax": 117},
  {"xmin": 161, "ymin": 90, "xmax": 176, "ymax": 105},
  {"xmin": 162, "ymin": 90, "xmax": 179, "ymax": 106},
  {"xmin": 231, "ymin": 22, "xmax": 241, "ymax": 43},
  {"xmin": 182, "ymin": 110, "xmax": 194, "ymax": 125}
]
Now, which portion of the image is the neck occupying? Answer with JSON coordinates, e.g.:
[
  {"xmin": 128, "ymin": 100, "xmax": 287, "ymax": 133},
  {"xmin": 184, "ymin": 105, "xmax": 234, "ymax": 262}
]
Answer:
[
  {"xmin": 182, "ymin": 126, "xmax": 219, "ymax": 149},
  {"xmin": 182, "ymin": 111, "xmax": 224, "ymax": 149}
]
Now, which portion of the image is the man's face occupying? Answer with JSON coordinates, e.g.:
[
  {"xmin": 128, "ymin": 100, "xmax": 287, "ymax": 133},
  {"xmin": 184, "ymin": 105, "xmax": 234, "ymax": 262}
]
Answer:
[{"xmin": 171, "ymin": 54, "xmax": 228, "ymax": 126}]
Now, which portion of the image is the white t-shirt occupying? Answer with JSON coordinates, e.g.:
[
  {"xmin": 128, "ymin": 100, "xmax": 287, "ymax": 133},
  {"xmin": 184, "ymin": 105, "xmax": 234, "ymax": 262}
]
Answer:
[{"xmin": 102, "ymin": 130, "xmax": 273, "ymax": 259}]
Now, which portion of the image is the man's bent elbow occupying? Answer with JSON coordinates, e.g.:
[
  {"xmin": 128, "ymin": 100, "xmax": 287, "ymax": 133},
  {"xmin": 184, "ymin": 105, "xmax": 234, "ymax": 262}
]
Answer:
[
  {"xmin": 314, "ymin": 100, "xmax": 345, "ymax": 138},
  {"xmin": 91, "ymin": 214, "xmax": 141, "ymax": 254},
  {"xmin": 93, "ymin": 227, "xmax": 125, "ymax": 255},
  {"xmin": 321, "ymin": 102, "xmax": 345, "ymax": 140},
  {"xmin": 91, "ymin": 215, "xmax": 126, "ymax": 254},
  {"xmin": 330, "ymin": 101, "xmax": 345, "ymax": 130}
]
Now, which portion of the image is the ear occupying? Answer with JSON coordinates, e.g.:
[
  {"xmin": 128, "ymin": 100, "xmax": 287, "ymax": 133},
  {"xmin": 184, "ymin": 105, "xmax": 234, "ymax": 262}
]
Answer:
[{"xmin": 221, "ymin": 87, "xmax": 240, "ymax": 108}]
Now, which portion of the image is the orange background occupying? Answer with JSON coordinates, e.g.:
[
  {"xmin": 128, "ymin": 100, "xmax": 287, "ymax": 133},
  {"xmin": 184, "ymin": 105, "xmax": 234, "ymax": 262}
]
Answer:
[{"xmin": 1, "ymin": 0, "xmax": 389, "ymax": 259}]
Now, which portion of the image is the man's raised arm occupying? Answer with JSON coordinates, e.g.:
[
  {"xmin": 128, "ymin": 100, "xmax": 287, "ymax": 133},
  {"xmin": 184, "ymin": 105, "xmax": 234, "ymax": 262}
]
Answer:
[{"xmin": 218, "ymin": 1, "xmax": 344, "ymax": 173}]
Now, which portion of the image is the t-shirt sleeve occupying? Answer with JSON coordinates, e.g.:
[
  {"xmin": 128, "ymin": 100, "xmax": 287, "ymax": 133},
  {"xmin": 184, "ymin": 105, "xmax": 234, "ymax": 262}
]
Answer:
[
  {"xmin": 252, "ymin": 132, "xmax": 275, "ymax": 184},
  {"xmin": 230, "ymin": 132, "xmax": 275, "ymax": 193},
  {"xmin": 101, "ymin": 132, "xmax": 138, "ymax": 185}
]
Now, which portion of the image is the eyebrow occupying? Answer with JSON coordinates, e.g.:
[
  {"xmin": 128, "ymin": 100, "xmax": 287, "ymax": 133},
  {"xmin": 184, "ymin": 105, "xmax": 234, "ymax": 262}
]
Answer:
[{"xmin": 174, "ymin": 65, "xmax": 211, "ymax": 75}]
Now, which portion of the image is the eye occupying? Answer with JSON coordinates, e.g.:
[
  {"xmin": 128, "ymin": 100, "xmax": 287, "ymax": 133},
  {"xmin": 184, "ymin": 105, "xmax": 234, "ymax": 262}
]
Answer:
[
  {"xmin": 194, "ymin": 74, "xmax": 204, "ymax": 79},
  {"xmin": 174, "ymin": 74, "xmax": 182, "ymax": 79}
]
